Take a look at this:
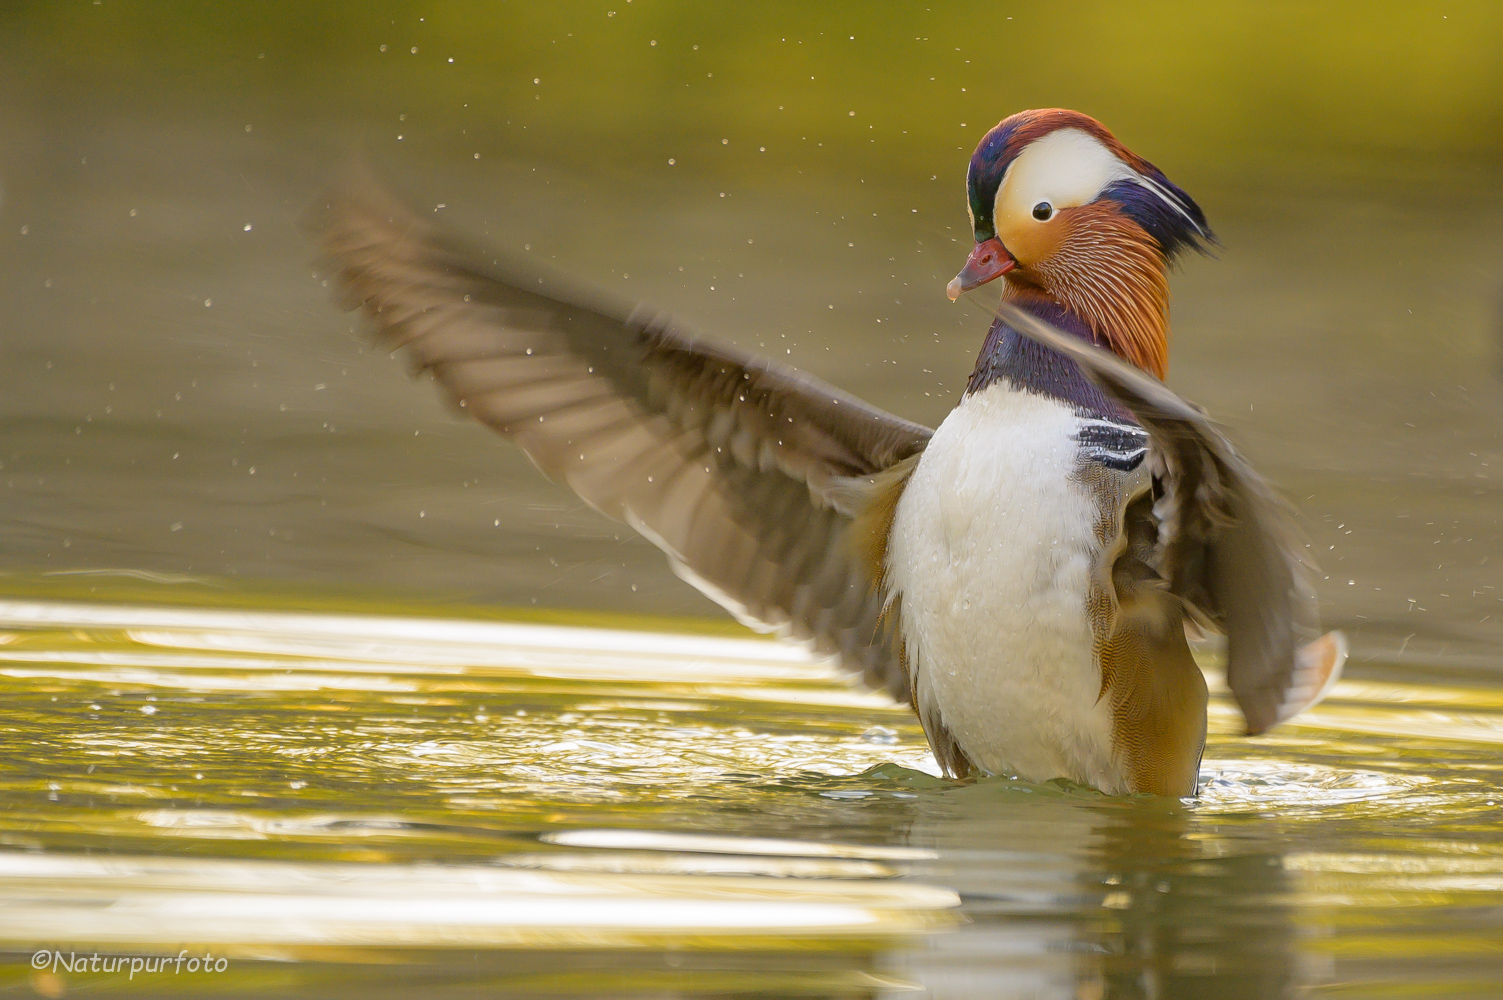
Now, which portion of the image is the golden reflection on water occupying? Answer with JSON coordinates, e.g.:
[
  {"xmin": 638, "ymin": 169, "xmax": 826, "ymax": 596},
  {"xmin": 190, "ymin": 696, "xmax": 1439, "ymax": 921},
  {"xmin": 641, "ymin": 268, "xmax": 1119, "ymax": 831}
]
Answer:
[
  {"xmin": 0, "ymin": 600, "xmax": 1500, "ymax": 997},
  {"xmin": 0, "ymin": 851, "xmax": 959, "ymax": 951}
]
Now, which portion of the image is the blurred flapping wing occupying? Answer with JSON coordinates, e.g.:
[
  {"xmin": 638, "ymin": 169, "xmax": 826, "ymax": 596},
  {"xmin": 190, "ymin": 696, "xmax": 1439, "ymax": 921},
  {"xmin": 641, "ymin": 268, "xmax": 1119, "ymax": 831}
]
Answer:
[
  {"xmin": 306, "ymin": 166, "xmax": 931, "ymax": 701},
  {"xmin": 994, "ymin": 300, "xmax": 1324, "ymax": 734}
]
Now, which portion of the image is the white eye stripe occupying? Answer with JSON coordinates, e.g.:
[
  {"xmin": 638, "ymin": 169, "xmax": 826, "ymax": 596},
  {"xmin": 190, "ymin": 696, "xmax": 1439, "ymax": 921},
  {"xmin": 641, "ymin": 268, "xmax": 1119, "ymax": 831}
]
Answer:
[
  {"xmin": 994, "ymin": 129, "xmax": 1135, "ymax": 225},
  {"xmin": 991, "ymin": 127, "xmax": 1201, "ymax": 236},
  {"xmin": 1125, "ymin": 172, "xmax": 1205, "ymax": 235}
]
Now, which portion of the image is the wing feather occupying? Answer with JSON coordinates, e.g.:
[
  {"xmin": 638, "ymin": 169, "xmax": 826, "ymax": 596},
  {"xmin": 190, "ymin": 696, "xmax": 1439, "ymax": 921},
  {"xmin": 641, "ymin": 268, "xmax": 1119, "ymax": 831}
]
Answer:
[
  {"xmin": 306, "ymin": 164, "xmax": 931, "ymax": 702},
  {"xmin": 993, "ymin": 299, "xmax": 1326, "ymax": 734}
]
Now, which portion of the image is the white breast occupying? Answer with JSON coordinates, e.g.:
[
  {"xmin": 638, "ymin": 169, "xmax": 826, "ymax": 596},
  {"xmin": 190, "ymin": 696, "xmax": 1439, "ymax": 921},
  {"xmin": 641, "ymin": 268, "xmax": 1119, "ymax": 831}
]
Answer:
[{"xmin": 887, "ymin": 382, "xmax": 1123, "ymax": 790}]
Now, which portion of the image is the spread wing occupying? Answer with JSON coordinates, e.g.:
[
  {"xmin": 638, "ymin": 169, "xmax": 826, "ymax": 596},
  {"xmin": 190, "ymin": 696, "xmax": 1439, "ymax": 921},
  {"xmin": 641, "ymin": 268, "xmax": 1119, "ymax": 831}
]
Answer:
[
  {"xmin": 305, "ymin": 165, "xmax": 931, "ymax": 702},
  {"xmin": 994, "ymin": 300, "xmax": 1334, "ymax": 734}
]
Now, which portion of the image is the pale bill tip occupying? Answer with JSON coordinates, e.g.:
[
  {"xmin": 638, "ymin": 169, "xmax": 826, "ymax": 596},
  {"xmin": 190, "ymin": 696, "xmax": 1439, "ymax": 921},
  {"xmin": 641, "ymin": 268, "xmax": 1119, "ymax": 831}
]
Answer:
[{"xmin": 945, "ymin": 277, "xmax": 963, "ymax": 302}]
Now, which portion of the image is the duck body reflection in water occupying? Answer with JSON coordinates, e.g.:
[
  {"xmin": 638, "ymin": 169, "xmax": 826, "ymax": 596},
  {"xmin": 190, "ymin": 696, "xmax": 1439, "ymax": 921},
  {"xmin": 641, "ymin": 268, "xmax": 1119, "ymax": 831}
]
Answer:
[
  {"xmin": 892, "ymin": 778, "xmax": 1302, "ymax": 999},
  {"xmin": 309, "ymin": 108, "xmax": 1344, "ymax": 797}
]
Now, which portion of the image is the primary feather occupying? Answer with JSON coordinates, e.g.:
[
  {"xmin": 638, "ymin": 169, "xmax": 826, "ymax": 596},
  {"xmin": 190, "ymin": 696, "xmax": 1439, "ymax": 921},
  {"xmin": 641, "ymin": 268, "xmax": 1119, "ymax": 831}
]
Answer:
[{"xmin": 305, "ymin": 164, "xmax": 930, "ymax": 701}]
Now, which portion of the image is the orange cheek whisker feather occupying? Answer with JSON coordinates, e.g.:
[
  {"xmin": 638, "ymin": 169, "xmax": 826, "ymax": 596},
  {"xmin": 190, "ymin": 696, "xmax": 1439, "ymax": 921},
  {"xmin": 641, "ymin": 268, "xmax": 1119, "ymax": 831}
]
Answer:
[{"xmin": 1023, "ymin": 205, "xmax": 1170, "ymax": 379}]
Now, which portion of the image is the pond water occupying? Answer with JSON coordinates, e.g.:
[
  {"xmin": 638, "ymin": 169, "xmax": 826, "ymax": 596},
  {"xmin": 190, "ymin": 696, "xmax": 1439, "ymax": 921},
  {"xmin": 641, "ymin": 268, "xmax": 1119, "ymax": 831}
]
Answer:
[
  {"xmin": 1, "ymin": 4, "xmax": 1501, "ymax": 997},
  {"xmin": 0, "ymin": 600, "xmax": 1501, "ymax": 997}
]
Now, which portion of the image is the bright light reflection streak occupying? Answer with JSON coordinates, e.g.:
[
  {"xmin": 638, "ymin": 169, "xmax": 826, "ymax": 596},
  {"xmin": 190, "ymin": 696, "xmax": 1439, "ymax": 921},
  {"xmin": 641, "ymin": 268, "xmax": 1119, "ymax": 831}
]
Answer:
[
  {"xmin": 0, "ymin": 852, "xmax": 960, "ymax": 947},
  {"xmin": 0, "ymin": 657, "xmax": 902, "ymax": 709},
  {"xmin": 127, "ymin": 629, "xmax": 833, "ymax": 682},
  {"xmin": 0, "ymin": 601, "xmax": 817, "ymax": 662},
  {"xmin": 546, "ymin": 829, "xmax": 938, "ymax": 861},
  {"xmin": 0, "ymin": 600, "xmax": 907, "ymax": 708}
]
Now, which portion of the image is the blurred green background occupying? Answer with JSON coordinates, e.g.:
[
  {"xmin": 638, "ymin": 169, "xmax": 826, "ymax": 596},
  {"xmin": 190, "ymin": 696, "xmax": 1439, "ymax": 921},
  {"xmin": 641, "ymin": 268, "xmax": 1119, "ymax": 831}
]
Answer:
[{"xmin": 7, "ymin": 1, "xmax": 1503, "ymax": 177}]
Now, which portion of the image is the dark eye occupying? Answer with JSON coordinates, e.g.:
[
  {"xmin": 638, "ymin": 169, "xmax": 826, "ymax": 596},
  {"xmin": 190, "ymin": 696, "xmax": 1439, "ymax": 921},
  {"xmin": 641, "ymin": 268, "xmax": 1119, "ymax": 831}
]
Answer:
[{"xmin": 1032, "ymin": 202, "xmax": 1054, "ymax": 221}]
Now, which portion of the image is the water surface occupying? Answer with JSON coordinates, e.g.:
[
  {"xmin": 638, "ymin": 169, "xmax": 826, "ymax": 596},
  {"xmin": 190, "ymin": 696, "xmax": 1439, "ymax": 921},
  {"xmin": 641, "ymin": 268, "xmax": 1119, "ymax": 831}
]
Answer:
[{"xmin": 0, "ymin": 600, "xmax": 1500, "ymax": 997}]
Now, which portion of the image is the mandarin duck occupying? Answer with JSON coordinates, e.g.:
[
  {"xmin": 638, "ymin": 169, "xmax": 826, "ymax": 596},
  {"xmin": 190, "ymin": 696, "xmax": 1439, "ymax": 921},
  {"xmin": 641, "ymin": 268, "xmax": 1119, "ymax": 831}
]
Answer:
[{"xmin": 309, "ymin": 108, "xmax": 1345, "ymax": 797}]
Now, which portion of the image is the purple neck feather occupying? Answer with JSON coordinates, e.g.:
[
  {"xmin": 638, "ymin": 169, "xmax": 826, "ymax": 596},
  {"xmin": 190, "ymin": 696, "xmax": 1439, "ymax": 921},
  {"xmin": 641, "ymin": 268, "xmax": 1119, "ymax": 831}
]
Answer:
[{"xmin": 965, "ymin": 297, "xmax": 1135, "ymax": 422}]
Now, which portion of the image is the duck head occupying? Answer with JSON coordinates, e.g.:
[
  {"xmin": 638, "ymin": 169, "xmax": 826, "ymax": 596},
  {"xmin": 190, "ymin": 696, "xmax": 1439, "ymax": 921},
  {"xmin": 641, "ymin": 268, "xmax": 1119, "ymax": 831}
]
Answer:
[{"xmin": 948, "ymin": 109, "xmax": 1212, "ymax": 379}]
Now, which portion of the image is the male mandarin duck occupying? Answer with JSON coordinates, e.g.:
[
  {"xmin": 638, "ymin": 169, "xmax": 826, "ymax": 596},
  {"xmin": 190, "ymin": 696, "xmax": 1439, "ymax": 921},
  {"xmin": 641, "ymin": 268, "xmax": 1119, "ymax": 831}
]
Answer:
[{"xmin": 309, "ymin": 108, "xmax": 1346, "ymax": 796}]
